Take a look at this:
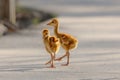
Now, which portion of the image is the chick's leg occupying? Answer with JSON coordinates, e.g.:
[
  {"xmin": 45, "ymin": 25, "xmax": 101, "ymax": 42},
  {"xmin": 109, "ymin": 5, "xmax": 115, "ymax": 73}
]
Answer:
[
  {"xmin": 55, "ymin": 51, "xmax": 67, "ymax": 61},
  {"xmin": 46, "ymin": 53, "xmax": 58, "ymax": 65},
  {"xmin": 54, "ymin": 53, "xmax": 60, "ymax": 61},
  {"xmin": 45, "ymin": 60, "xmax": 51, "ymax": 65},
  {"xmin": 51, "ymin": 53, "xmax": 56, "ymax": 68},
  {"xmin": 47, "ymin": 53, "xmax": 55, "ymax": 68},
  {"xmin": 61, "ymin": 51, "xmax": 70, "ymax": 66}
]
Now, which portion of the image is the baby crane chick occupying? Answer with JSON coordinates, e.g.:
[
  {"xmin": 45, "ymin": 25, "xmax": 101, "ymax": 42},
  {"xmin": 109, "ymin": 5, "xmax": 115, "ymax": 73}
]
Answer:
[
  {"xmin": 47, "ymin": 18, "xmax": 78, "ymax": 66},
  {"xmin": 42, "ymin": 29, "xmax": 60, "ymax": 68}
]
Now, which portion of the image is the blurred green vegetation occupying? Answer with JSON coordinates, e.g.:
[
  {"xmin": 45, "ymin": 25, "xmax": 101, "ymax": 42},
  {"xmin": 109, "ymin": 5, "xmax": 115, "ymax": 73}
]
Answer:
[{"xmin": 16, "ymin": 7, "xmax": 57, "ymax": 28}]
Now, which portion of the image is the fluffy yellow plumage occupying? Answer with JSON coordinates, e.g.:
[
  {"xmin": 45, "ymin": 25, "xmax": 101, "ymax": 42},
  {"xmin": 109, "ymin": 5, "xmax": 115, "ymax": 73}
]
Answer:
[
  {"xmin": 42, "ymin": 29, "xmax": 60, "ymax": 68},
  {"xmin": 47, "ymin": 18, "xmax": 78, "ymax": 66}
]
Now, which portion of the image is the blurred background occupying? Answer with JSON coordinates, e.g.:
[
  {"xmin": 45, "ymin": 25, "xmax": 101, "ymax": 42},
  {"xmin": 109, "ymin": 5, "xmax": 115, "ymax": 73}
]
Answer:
[
  {"xmin": 0, "ymin": 0, "xmax": 120, "ymax": 79},
  {"xmin": 18, "ymin": 0, "xmax": 120, "ymax": 16}
]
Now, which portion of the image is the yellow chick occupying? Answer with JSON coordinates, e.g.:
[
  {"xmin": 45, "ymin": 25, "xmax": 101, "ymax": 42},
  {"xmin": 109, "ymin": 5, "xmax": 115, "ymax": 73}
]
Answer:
[
  {"xmin": 42, "ymin": 29, "xmax": 60, "ymax": 68},
  {"xmin": 47, "ymin": 18, "xmax": 78, "ymax": 66}
]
